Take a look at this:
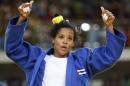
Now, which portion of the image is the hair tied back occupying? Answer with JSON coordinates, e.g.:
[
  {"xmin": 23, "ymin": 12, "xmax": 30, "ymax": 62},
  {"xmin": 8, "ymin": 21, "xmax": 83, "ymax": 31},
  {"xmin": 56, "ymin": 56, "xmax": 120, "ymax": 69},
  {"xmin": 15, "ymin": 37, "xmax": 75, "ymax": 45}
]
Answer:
[{"xmin": 52, "ymin": 14, "xmax": 64, "ymax": 24}]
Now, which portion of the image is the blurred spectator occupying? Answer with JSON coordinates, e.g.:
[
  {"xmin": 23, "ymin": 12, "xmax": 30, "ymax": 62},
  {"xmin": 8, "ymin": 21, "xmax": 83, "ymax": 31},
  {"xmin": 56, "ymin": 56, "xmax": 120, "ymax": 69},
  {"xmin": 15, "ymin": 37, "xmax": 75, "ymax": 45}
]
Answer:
[
  {"xmin": 6, "ymin": 78, "xmax": 22, "ymax": 86},
  {"xmin": 122, "ymin": 74, "xmax": 130, "ymax": 86},
  {"xmin": 103, "ymin": 73, "xmax": 121, "ymax": 86}
]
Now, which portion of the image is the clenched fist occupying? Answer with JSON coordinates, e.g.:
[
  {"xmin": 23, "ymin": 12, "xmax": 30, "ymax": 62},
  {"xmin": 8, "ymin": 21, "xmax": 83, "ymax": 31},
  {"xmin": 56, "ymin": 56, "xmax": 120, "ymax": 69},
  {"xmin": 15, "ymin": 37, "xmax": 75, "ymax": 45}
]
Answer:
[
  {"xmin": 16, "ymin": 0, "xmax": 34, "ymax": 25},
  {"xmin": 101, "ymin": 6, "xmax": 115, "ymax": 34},
  {"xmin": 18, "ymin": 0, "xmax": 34, "ymax": 18}
]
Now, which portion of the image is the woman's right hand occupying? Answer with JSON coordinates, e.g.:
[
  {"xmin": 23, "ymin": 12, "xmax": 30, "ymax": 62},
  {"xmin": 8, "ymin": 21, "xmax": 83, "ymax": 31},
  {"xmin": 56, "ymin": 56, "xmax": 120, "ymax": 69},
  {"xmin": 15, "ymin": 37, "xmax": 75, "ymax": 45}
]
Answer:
[{"xmin": 16, "ymin": 0, "xmax": 34, "ymax": 25}]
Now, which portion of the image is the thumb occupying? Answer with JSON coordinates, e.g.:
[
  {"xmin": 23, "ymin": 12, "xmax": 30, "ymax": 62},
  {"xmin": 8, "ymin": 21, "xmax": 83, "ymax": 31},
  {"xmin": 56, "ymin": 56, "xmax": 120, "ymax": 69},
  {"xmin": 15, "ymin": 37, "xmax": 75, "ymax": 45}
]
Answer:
[
  {"xmin": 101, "ymin": 6, "xmax": 105, "ymax": 14},
  {"xmin": 29, "ymin": 0, "xmax": 34, "ymax": 8}
]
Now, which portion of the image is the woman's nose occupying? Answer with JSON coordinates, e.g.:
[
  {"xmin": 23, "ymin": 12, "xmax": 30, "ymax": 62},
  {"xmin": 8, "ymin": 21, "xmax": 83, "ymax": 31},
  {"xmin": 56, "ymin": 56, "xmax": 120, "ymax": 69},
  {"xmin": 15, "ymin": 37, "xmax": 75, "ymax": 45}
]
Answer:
[{"xmin": 63, "ymin": 38, "xmax": 67, "ymax": 44}]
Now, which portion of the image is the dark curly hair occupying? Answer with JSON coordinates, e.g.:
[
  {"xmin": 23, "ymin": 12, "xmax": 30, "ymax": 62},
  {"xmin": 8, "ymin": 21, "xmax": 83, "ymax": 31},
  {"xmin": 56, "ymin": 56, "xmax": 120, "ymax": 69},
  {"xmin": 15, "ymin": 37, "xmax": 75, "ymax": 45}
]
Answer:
[{"xmin": 50, "ymin": 17, "xmax": 77, "ymax": 42}]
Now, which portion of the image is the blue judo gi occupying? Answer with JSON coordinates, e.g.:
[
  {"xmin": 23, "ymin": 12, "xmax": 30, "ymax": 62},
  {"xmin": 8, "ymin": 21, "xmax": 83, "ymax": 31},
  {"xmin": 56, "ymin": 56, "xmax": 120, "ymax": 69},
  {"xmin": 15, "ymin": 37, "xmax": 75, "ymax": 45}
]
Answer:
[{"xmin": 5, "ymin": 16, "xmax": 126, "ymax": 86}]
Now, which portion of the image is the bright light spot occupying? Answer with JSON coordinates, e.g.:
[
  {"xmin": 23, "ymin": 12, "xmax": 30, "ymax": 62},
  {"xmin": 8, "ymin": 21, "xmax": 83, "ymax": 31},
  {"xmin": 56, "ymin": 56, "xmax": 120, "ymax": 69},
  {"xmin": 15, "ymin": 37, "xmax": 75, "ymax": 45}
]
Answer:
[{"xmin": 81, "ymin": 23, "xmax": 90, "ymax": 31}]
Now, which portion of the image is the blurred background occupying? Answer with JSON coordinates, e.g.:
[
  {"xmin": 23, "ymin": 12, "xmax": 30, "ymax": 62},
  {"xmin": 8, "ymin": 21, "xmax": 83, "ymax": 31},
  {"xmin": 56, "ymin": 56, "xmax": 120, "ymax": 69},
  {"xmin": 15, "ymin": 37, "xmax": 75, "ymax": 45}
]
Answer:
[{"xmin": 0, "ymin": 0, "xmax": 130, "ymax": 86}]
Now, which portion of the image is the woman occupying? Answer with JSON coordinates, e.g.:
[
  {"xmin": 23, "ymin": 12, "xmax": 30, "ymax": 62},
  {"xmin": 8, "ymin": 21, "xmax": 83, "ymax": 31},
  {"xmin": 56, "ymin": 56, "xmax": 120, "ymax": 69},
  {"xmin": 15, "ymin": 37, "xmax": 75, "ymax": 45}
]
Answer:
[{"xmin": 5, "ymin": 1, "xmax": 126, "ymax": 86}]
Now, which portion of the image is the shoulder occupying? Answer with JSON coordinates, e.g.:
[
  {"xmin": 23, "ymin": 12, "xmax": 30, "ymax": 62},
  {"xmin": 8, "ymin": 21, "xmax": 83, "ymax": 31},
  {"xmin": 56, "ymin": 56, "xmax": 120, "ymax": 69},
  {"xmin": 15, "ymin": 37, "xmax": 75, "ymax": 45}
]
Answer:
[
  {"xmin": 71, "ymin": 48, "xmax": 93, "ymax": 63},
  {"xmin": 72, "ymin": 48, "xmax": 92, "ymax": 56}
]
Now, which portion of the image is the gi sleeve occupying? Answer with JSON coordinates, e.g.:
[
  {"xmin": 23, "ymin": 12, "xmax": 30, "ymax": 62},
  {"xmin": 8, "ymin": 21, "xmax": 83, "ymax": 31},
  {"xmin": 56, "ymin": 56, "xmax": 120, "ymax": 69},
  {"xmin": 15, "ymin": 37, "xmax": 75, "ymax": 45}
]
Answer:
[
  {"xmin": 74, "ymin": 28, "xmax": 126, "ymax": 78},
  {"xmin": 4, "ymin": 16, "xmax": 44, "ymax": 72},
  {"xmin": 87, "ymin": 29, "xmax": 126, "ymax": 75}
]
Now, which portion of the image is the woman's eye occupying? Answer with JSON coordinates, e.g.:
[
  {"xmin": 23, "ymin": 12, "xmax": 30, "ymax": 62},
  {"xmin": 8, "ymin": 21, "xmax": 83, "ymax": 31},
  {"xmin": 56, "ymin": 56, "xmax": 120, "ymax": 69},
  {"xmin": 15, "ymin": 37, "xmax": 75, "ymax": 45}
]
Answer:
[
  {"xmin": 58, "ymin": 36, "xmax": 64, "ymax": 39},
  {"xmin": 68, "ymin": 37, "xmax": 72, "ymax": 40}
]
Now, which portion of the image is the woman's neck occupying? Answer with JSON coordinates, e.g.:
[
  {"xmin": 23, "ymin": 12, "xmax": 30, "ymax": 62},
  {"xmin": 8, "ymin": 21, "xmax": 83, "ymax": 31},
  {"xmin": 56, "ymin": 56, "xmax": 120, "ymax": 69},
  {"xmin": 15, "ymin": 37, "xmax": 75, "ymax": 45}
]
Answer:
[{"xmin": 53, "ymin": 53, "xmax": 67, "ymax": 58}]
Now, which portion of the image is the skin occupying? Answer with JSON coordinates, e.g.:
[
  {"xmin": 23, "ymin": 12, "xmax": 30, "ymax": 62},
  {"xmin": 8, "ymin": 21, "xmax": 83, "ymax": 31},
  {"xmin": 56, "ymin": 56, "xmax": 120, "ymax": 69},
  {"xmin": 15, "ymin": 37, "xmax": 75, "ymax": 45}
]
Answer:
[
  {"xmin": 101, "ymin": 6, "xmax": 115, "ymax": 34},
  {"xmin": 16, "ymin": 1, "xmax": 34, "ymax": 25},
  {"xmin": 52, "ymin": 28, "xmax": 74, "ymax": 58}
]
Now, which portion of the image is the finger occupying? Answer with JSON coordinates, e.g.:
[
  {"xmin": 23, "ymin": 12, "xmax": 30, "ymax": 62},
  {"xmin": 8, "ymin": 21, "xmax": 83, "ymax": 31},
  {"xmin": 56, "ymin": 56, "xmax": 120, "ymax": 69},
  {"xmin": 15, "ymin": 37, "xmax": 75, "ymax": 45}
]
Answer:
[
  {"xmin": 23, "ymin": 6, "xmax": 31, "ymax": 13},
  {"xmin": 18, "ymin": 3, "xmax": 26, "ymax": 9},
  {"xmin": 101, "ymin": 6, "xmax": 105, "ymax": 13},
  {"xmin": 108, "ymin": 15, "xmax": 115, "ymax": 21},
  {"xmin": 30, "ymin": 0, "xmax": 34, "ymax": 5},
  {"xmin": 18, "ymin": 6, "xmax": 22, "ymax": 10},
  {"xmin": 19, "ymin": 6, "xmax": 31, "ymax": 14},
  {"xmin": 105, "ymin": 10, "xmax": 112, "ymax": 15},
  {"xmin": 19, "ymin": 3, "xmax": 30, "ymax": 10},
  {"xmin": 20, "ymin": 3, "xmax": 31, "ymax": 12},
  {"xmin": 29, "ymin": 0, "xmax": 34, "ymax": 8},
  {"xmin": 18, "ymin": 8, "xmax": 23, "ymax": 15},
  {"xmin": 23, "ymin": 3, "xmax": 30, "ymax": 8},
  {"xmin": 101, "ymin": 7, "xmax": 108, "ymax": 20},
  {"xmin": 105, "ymin": 10, "xmax": 114, "ymax": 18},
  {"xmin": 102, "ymin": 13, "xmax": 108, "ymax": 21}
]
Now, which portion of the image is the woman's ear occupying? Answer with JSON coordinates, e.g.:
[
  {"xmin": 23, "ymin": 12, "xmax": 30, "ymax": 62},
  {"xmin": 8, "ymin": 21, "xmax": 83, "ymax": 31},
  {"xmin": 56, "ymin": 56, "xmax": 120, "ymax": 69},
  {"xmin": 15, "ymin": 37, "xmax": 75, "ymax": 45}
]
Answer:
[{"xmin": 52, "ymin": 39, "xmax": 54, "ymax": 44}]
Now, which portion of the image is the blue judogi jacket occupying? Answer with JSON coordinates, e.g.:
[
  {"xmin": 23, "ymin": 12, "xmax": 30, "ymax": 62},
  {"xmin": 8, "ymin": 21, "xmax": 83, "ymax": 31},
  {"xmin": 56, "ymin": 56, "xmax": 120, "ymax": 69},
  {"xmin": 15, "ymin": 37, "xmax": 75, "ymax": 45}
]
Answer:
[{"xmin": 5, "ymin": 16, "xmax": 126, "ymax": 86}]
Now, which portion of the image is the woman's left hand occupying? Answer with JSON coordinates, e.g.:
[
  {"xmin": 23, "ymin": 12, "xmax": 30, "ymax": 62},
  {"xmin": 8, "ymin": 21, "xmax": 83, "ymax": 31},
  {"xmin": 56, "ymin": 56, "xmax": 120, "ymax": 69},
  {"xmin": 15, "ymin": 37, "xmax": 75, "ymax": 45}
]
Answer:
[{"xmin": 101, "ymin": 6, "xmax": 115, "ymax": 34}]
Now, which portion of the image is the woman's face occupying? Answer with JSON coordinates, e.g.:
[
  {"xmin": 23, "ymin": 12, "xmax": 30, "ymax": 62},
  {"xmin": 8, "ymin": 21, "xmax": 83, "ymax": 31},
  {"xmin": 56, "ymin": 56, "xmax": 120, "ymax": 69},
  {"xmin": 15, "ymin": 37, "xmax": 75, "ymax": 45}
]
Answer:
[{"xmin": 52, "ymin": 28, "xmax": 74, "ymax": 58}]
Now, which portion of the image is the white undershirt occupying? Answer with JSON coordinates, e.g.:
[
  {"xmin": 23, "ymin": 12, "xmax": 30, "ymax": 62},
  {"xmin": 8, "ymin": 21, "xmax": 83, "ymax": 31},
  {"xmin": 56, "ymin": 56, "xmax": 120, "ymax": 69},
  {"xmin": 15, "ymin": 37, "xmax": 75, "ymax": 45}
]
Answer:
[{"xmin": 42, "ymin": 55, "xmax": 67, "ymax": 86}]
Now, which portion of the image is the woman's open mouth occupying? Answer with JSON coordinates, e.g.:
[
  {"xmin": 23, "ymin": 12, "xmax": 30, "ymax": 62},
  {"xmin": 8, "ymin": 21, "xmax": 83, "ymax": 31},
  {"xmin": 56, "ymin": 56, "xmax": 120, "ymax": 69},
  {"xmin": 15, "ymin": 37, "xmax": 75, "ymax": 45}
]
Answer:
[{"xmin": 61, "ymin": 46, "xmax": 68, "ymax": 51}]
